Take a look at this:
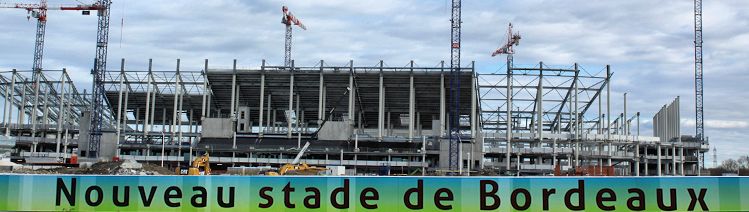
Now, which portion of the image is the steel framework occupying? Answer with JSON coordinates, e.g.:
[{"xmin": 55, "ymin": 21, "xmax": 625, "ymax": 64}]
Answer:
[
  {"xmin": 693, "ymin": 0, "xmax": 704, "ymax": 143},
  {"xmin": 448, "ymin": 0, "xmax": 462, "ymax": 173},
  {"xmin": 88, "ymin": 0, "xmax": 112, "ymax": 158}
]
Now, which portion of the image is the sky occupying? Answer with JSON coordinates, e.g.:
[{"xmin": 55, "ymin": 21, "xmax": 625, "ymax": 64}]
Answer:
[{"xmin": 0, "ymin": 0, "xmax": 747, "ymax": 166}]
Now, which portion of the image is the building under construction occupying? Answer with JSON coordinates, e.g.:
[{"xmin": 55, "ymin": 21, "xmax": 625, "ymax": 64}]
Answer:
[{"xmin": 0, "ymin": 58, "xmax": 709, "ymax": 176}]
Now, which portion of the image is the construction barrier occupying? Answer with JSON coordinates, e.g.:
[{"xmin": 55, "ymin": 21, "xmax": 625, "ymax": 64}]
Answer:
[{"xmin": 0, "ymin": 175, "xmax": 747, "ymax": 211}]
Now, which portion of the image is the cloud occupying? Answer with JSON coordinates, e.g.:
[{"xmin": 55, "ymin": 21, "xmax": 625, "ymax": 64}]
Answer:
[{"xmin": 1, "ymin": 0, "xmax": 747, "ymax": 163}]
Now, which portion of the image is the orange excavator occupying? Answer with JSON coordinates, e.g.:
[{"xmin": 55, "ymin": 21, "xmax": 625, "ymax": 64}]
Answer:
[
  {"xmin": 265, "ymin": 142, "xmax": 327, "ymax": 176},
  {"xmin": 176, "ymin": 153, "xmax": 211, "ymax": 175}
]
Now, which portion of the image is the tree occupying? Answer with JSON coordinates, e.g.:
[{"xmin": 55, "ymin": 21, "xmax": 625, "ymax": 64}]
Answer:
[
  {"xmin": 737, "ymin": 156, "xmax": 749, "ymax": 169},
  {"xmin": 720, "ymin": 159, "xmax": 740, "ymax": 172}
]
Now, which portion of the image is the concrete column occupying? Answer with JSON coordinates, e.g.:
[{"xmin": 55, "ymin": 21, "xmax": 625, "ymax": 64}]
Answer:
[
  {"xmin": 606, "ymin": 65, "xmax": 611, "ymax": 167},
  {"xmin": 672, "ymin": 145, "xmax": 677, "ymax": 176},
  {"xmin": 172, "ymin": 60, "xmax": 181, "ymax": 146},
  {"xmin": 644, "ymin": 146, "xmax": 648, "ymax": 176},
  {"xmin": 318, "ymin": 60, "xmax": 324, "ymax": 126},
  {"xmin": 114, "ymin": 60, "xmax": 125, "ymax": 157},
  {"xmin": 506, "ymin": 59, "xmax": 513, "ymax": 170},
  {"xmin": 18, "ymin": 78, "xmax": 26, "ymax": 127},
  {"xmin": 408, "ymin": 61, "xmax": 415, "ymax": 142},
  {"xmin": 657, "ymin": 144, "xmax": 662, "ymax": 176},
  {"xmin": 288, "ymin": 60, "xmax": 295, "ymax": 138},
  {"xmin": 55, "ymin": 69, "xmax": 68, "ymax": 155},
  {"xmin": 471, "ymin": 61, "xmax": 477, "ymax": 139},
  {"xmin": 378, "ymin": 61, "xmax": 385, "ymax": 140},
  {"xmin": 267, "ymin": 94, "xmax": 272, "ymax": 132},
  {"xmin": 230, "ymin": 59, "xmax": 237, "ymax": 122},
  {"xmin": 348, "ymin": 60, "xmax": 355, "ymax": 124},
  {"xmin": 144, "ymin": 59, "xmax": 153, "ymax": 137},
  {"xmin": 4, "ymin": 70, "xmax": 16, "ymax": 136},
  {"xmin": 31, "ymin": 70, "xmax": 41, "ymax": 136},
  {"xmin": 537, "ymin": 62, "xmax": 543, "ymax": 143},
  {"xmin": 574, "ymin": 63, "xmax": 580, "ymax": 167},
  {"xmin": 201, "ymin": 59, "xmax": 208, "ymax": 120},
  {"xmin": 635, "ymin": 143, "xmax": 640, "ymax": 176},
  {"xmin": 439, "ymin": 61, "xmax": 446, "ymax": 136},
  {"xmin": 259, "ymin": 61, "xmax": 265, "ymax": 136}
]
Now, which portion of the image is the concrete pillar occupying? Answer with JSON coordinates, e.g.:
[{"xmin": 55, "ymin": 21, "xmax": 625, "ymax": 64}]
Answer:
[
  {"xmin": 317, "ymin": 60, "xmax": 324, "ymax": 126},
  {"xmin": 144, "ymin": 59, "xmax": 153, "ymax": 138},
  {"xmin": 31, "ymin": 69, "xmax": 41, "ymax": 137},
  {"xmin": 378, "ymin": 61, "xmax": 385, "ymax": 140},
  {"xmin": 4, "ymin": 70, "xmax": 16, "ymax": 136},
  {"xmin": 55, "ymin": 69, "xmax": 68, "ymax": 154},
  {"xmin": 408, "ymin": 61, "xmax": 415, "ymax": 142},
  {"xmin": 574, "ymin": 63, "xmax": 580, "ymax": 167},
  {"xmin": 471, "ymin": 61, "xmax": 477, "ymax": 139},
  {"xmin": 259, "ymin": 60, "xmax": 266, "ymax": 136},
  {"xmin": 657, "ymin": 144, "xmax": 662, "ymax": 176},
  {"xmin": 606, "ymin": 65, "xmax": 611, "ymax": 167},
  {"xmin": 288, "ymin": 60, "xmax": 295, "ymax": 138},
  {"xmin": 348, "ymin": 60, "xmax": 355, "ymax": 124},
  {"xmin": 506, "ymin": 59, "xmax": 513, "ymax": 170},
  {"xmin": 537, "ymin": 62, "xmax": 543, "ymax": 144},
  {"xmin": 439, "ymin": 62, "xmax": 446, "ymax": 136},
  {"xmin": 267, "ymin": 94, "xmax": 272, "ymax": 132}
]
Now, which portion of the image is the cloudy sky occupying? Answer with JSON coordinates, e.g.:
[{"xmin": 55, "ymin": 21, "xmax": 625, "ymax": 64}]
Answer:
[{"xmin": 1, "ymin": 0, "xmax": 747, "ymax": 165}]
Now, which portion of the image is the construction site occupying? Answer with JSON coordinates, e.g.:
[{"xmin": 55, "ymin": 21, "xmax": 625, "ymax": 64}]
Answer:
[{"xmin": 0, "ymin": 1, "xmax": 711, "ymax": 177}]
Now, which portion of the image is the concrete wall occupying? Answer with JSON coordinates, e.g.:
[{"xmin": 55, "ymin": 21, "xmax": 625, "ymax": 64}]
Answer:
[
  {"xmin": 318, "ymin": 121, "xmax": 352, "ymax": 141},
  {"xmin": 201, "ymin": 118, "xmax": 233, "ymax": 138}
]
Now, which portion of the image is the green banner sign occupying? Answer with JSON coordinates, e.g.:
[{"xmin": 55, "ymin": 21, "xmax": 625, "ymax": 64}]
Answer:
[{"xmin": 0, "ymin": 175, "xmax": 747, "ymax": 211}]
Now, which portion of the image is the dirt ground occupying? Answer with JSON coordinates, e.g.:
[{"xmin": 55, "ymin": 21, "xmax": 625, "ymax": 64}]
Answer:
[{"xmin": 1, "ymin": 161, "xmax": 174, "ymax": 175}]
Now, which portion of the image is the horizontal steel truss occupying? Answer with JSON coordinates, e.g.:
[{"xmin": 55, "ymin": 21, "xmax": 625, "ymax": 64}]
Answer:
[{"xmin": 0, "ymin": 69, "xmax": 97, "ymax": 134}]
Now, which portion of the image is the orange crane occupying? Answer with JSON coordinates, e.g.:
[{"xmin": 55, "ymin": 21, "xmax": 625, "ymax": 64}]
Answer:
[
  {"xmin": 0, "ymin": 0, "xmax": 105, "ymax": 73},
  {"xmin": 281, "ymin": 5, "xmax": 306, "ymax": 67}
]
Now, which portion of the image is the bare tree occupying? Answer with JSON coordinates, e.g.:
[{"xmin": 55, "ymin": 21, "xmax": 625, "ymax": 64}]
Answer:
[
  {"xmin": 737, "ymin": 156, "xmax": 749, "ymax": 169},
  {"xmin": 721, "ymin": 159, "xmax": 740, "ymax": 172}
]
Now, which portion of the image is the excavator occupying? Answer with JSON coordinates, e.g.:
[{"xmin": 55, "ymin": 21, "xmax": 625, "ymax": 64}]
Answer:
[
  {"xmin": 176, "ymin": 153, "xmax": 212, "ymax": 175},
  {"xmin": 265, "ymin": 142, "xmax": 327, "ymax": 176}
]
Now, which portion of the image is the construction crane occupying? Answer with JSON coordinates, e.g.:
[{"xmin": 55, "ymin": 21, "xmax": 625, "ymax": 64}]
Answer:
[
  {"xmin": 491, "ymin": 23, "xmax": 520, "ymax": 172},
  {"xmin": 0, "ymin": 0, "xmax": 105, "ymax": 73},
  {"xmin": 1, "ymin": 0, "xmax": 111, "ymax": 158},
  {"xmin": 491, "ymin": 23, "xmax": 521, "ymax": 60},
  {"xmin": 694, "ymin": 0, "xmax": 704, "ymax": 144},
  {"xmin": 281, "ymin": 5, "xmax": 306, "ymax": 67},
  {"xmin": 88, "ymin": 0, "xmax": 112, "ymax": 158},
  {"xmin": 448, "ymin": 0, "xmax": 462, "ymax": 174}
]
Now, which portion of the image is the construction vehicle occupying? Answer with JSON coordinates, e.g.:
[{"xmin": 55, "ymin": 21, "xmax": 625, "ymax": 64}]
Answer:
[
  {"xmin": 176, "ymin": 153, "xmax": 211, "ymax": 175},
  {"xmin": 265, "ymin": 142, "xmax": 327, "ymax": 176}
]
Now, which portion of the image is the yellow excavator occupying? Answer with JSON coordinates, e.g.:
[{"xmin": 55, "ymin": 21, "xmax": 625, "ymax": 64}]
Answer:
[
  {"xmin": 176, "ymin": 153, "xmax": 212, "ymax": 175},
  {"xmin": 266, "ymin": 142, "xmax": 327, "ymax": 176}
]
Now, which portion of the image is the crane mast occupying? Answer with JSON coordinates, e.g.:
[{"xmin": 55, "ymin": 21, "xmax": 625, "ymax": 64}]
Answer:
[
  {"xmin": 492, "ymin": 23, "xmax": 521, "ymax": 171},
  {"xmin": 88, "ymin": 0, "xmax": 112, "ymax": 158},
  {"xmin": 694, "ymin": 0, "xmax": 704, "ymax": 143},
  {"xmin": 448, "ymin": 0, "xmax": 462, "ymax": 173}
]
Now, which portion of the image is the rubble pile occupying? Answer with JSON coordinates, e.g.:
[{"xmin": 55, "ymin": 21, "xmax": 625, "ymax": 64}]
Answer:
[{"xmin": 0, "ymin": 160, "xmax": 174, "ymax": 175}]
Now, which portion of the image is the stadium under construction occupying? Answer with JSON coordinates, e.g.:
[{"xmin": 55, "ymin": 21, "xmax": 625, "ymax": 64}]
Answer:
[{"xmin": 0, "ymin": 58, "xmax": 709, "ymax": 176}]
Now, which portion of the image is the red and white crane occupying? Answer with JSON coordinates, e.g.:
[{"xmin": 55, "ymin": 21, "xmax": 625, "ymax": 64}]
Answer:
[{"xmin": 281, "ymin": 5, "xmax": 306, "ymax": 67}]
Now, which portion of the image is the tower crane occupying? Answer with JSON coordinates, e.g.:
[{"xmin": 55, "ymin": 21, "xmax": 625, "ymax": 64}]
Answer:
[
  {"xmin": 491, "ymin": 23, "xmax": 521, "ymax": 171},
  {"xmin": 491, "ymin": 23, "xmax": 521, "ymax": 60},
  {"xmin": 1, "ymin": 0, "xmax": 111, "ymax": 158},
  {"xmin": 0, "ymin": 0, "xmax": 105, "ymax": 73},
  {"xmin": 448, "ymin": 0, "xmax": 462, "ymax": 174},
  {"xmin": 693, "ymin": 0, "xmax": 704, "ymax": 143},
  {"xmin": 281, "ymin": 5, "xmax": 306, "ymax": 67}
]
